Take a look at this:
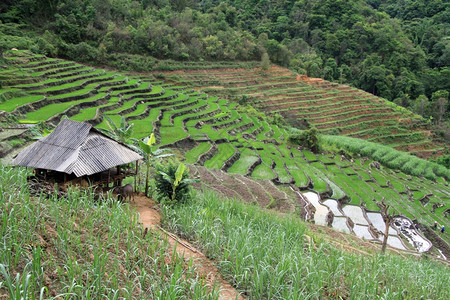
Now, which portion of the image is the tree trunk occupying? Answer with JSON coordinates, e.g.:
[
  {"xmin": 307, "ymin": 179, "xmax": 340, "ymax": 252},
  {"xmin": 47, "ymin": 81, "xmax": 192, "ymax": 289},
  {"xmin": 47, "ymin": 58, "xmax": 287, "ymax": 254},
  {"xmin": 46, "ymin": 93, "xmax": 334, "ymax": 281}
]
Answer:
[
  {"xmin": 381, "ymin": 220, "xmax": 390, "ymax": 254},
  {"xmin": 377, "ymin": 200, "xmax": 393, "ymax": 254},
  {"xmin": 145, "ymin": 164, "xmax": 149, "ymax": 197}
]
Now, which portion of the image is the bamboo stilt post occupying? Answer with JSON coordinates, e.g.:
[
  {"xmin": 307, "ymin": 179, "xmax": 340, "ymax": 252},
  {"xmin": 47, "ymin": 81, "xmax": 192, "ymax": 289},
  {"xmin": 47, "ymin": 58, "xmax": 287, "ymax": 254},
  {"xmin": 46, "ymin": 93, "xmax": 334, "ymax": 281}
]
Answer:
[
  {"xmin": 134, "ymin": 161, "xmax": 139, "ymax": 193},
  {"xmin": 138, "ymin": 169, "xmax": 141, "ymax": 195},
  {"xmin": 117, "ymin": 166, "xmax": 122, "ymax": 186}
]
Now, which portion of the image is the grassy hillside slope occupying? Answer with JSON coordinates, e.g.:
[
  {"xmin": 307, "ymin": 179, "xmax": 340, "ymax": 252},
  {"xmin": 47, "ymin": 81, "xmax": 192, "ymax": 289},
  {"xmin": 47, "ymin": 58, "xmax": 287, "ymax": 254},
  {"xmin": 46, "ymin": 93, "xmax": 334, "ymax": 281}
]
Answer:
[{"xmin": 163, "ymin": 190, "xmax": 450, "ymax": 299}]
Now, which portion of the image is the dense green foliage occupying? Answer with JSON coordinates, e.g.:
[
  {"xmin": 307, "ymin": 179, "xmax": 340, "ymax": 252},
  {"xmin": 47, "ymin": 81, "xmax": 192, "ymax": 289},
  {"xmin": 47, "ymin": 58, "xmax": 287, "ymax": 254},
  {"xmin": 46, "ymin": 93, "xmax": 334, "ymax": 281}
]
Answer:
[
  {"xmin": 288, "ymin": 127, "xmax": 319, "ymax": 152},
  {"xmin": 433, "ymin": 154, "xmax": 450, "ymax": 169},
  {"xmin": 0, "ymin": 0, "xmax": 448, "ymax": 121},
  {"xmin": 155, "ymin": 160, "xmax": 194, "ymax": 204},
  {"xmin": 163, "ymin": 190, "xmax": 450, "ymax": 299}
]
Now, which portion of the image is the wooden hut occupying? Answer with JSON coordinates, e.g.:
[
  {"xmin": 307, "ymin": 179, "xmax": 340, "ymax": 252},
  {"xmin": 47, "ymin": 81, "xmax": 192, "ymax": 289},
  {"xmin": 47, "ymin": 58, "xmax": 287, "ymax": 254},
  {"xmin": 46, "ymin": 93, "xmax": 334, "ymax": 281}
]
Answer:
[{"xmin": 12, "ymin": 119, "xmax": 142, "ymax": 186}]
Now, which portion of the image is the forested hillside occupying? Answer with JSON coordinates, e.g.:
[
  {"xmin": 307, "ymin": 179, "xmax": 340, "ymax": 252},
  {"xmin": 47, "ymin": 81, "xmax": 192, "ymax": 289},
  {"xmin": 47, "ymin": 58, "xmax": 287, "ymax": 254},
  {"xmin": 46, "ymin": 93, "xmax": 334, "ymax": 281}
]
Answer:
[{"xmin": 0, "ymin": 0, "xmax": 448, "ymax": 125}]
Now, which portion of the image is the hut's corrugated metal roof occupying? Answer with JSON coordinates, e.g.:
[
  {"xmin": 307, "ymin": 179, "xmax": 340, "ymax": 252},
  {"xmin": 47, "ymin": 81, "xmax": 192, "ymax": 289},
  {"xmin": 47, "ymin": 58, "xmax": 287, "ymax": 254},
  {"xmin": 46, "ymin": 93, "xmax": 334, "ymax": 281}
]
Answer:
[{"xmin": 12, "ymin": 119, "xmax": 142, "ymax": 176}]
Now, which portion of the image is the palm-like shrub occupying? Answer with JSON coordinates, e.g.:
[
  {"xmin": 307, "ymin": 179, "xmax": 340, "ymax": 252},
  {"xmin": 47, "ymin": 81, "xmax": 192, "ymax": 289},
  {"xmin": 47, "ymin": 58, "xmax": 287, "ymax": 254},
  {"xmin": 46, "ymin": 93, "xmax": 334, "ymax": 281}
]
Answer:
[
  {"xmin": 155, "ymin": 161, "xmax": 197, "ymax": 205},
  {"xmin": 97, "ymin": 115, "xmax": 134, "ymax": 144},
  {"xmin": 132, "ymin": 133, "xmax": 173, "ymax": 196}
]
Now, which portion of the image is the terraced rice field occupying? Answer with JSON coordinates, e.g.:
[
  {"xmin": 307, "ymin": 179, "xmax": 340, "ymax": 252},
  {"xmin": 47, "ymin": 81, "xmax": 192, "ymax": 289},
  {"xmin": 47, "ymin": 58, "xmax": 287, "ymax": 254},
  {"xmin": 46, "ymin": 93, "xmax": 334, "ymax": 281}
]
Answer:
[
  {"xmin": 1, "ymin": 51, "xmax": 449, "ymax": 247},
  {"xmin": 152, "ymin": 67, "xmax": 444, "ymax": 159}
]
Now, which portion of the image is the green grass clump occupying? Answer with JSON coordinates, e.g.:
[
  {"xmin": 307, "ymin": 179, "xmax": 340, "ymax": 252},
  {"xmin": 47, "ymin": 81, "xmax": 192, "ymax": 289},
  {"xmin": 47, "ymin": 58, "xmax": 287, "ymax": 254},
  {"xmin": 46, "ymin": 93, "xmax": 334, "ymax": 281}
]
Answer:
[
  {"xmin": 251, "ymin": 152, "xmax": 276, "ymax": 180},
  {"xmin": 0, "ymin": 164, "xmax": 217, "ymax": 299},
  {"xmin": 227, "ymin": 148, "xmax": 259, "ymax": 175},
  {"xmin": 69, "ymin": 108, "xmax": 98, "ymax": 121},
  {"xmin": 257, "ymin": 144, "xmax": 290, "ymax": 182},
  {"xmin": 159, "ymin": 126, "xmax": 189, "ymax": 146},
  {"xmin": 17, "ymin": 120, "xmax": 39, "ymax": 124},
  {"xmin": 199, "ymin": 125, "xmax": 224, "ymax": 141},
  {"xmin": 96, "ymin": 114, "xmax": 122, "ymax": 130},
  {"xmin": 301, "ymin": 150, "xmax": 317, "ymax": 162},
  {"xmin": 163, "ymin": 190, "xmax": 450, "ymax": 299},
  {"xmin": 132, "ymin": 110, "xmax": 163, "ymax": 138},
  {"xmin": 251, "ymin": 164, "xmax": 276, "ymax": 180},
  {"xmin": 70, "ymin": 97, "xmax": 121, "ymax": 122}
]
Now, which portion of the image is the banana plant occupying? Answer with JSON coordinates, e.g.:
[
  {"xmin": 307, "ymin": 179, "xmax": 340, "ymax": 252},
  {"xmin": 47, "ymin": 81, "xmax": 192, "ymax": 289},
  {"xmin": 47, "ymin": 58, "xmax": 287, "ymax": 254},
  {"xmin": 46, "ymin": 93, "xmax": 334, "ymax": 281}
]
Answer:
[
  {"xmin": 157, "ymin": 162, "xmax": 198, "ymax": 204},
  {"xmin": 97, "ymin": 115, "xmax": 134, "ymax": 144},
  {"xmin": 160, "ymin": 163, "xmax": 185, "ymax": 201},
  {"xmin": 29, "ymin": 122, "xmax": 52, "ymax": 140},
  {"xmin": 133, "ymin": 133, "xmax": 173, "ymax": 197}
]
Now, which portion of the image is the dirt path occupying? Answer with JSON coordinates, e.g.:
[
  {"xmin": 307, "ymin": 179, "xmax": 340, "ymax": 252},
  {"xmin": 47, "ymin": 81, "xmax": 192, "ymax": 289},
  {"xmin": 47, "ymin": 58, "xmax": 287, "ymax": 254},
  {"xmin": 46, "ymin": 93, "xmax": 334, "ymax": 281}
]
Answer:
[{"xmin": 132, "ymin": 193, "xmax": 244, "ymax": 300}]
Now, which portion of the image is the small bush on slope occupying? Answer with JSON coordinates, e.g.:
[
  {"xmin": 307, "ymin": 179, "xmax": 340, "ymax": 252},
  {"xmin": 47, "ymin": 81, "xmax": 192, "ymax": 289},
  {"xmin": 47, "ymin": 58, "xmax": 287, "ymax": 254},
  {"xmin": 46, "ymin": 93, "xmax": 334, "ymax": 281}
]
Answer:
[
  {"xmin": 288, "ymin": 127, "xmax": 320, "ymax": 152},
  {"xmin": 155, "ymin": 161, "xmax": 196, "ymax": 205}
]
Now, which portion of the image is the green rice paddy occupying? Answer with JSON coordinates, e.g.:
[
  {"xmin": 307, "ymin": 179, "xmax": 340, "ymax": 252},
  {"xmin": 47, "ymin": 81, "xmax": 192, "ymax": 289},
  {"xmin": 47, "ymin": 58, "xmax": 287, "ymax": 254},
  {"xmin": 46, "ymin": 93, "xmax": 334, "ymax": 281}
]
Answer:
[{"xmin": 0, "ymin": 52, "xmax": 448, "ymax": 241}]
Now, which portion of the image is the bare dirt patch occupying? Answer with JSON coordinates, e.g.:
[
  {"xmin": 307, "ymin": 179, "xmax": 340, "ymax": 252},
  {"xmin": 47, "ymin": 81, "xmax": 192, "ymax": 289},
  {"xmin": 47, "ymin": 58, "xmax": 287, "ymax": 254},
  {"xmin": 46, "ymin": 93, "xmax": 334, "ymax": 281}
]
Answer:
[
  {"xmin": 190, "ymin": 165, "xmax": 255, "ymax": 202},
  {"xmin": 297, "ymin": 75, "xmax": 324, "ymax": 83},
  {"xmin": 190, "ymin": 166, "xmax": 298, "ymax": 214}
]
